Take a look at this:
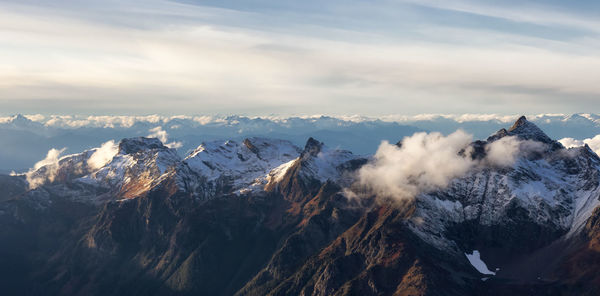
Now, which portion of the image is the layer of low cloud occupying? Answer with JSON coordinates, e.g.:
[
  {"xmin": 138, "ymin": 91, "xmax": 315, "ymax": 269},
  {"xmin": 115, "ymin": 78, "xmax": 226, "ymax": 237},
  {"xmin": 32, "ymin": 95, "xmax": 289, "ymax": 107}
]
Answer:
[
  {"xmin": 5, "ymin": 113, "xmax": 597, "ymax": 129},
  {"xmin": 358, "ymin": 132, "xmax": 542, "ymax": 200}
]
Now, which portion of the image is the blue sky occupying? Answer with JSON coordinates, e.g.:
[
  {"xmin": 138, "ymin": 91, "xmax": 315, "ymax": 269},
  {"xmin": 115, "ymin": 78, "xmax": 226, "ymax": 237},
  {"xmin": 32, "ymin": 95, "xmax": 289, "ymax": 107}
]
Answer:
[{"xmin": 1, "ymin": 0, "xmax": 599, "ymax": 116}]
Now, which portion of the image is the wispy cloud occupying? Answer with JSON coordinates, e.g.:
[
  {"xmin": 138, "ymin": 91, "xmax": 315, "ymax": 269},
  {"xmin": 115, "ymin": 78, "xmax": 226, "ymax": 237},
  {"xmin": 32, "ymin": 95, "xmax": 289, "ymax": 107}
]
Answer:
[
  {"xmin": 1, "ymin": 0, "xmax": 599, "ymax": 115},
  {"xmin": 399, "ymin": 0, "xmax": 600, "ymax": 33}
]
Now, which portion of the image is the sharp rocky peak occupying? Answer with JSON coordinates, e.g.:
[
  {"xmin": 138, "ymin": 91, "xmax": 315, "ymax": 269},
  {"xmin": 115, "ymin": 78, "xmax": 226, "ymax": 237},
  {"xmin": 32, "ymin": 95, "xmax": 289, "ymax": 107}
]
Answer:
[
  {"xmin": 301, "ymin": 137, "xmax": 324, "ymax": 158},
  {"xmin": 508, "ymin": 115, "xmax": 529, "ymax": 132},
  {"xmin": 292, "ymin": 137, "xmax": 362, "ymax": 184},
  {"xmin": 118, "ymin": 137, "xmax": 166, "ymax": 155},
  {"xmin": 488, "ymin": 115, "xmax": 556, "ymax": 145}
]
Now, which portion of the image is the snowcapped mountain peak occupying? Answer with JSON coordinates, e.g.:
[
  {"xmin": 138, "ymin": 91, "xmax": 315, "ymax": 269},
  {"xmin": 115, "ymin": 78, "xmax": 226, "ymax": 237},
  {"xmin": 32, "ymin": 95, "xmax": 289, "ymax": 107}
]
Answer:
[
  {"xmin": 507, "ymin": 115, "xmax": 554, "ymax": 144},
  {"xmin": 410, "ymin": 119, "xmax": 600, "ymax": 252},
  {"xmin": 508, "ymin": 115, "xmax": 529, "ymax": 131},
  {"xmin": 74, "ymin": 137, "xmax": 181, "ymax": 199},
  {"xmin": 22, "ymin": 149, "xmax": 96, "ymax": 189},
  {"xmin": 242, "ymin": 137, "xmax": 300, "ymax": 161},
  {"xmin": 487, "ymin": 115, "xmax": 558, "ymax": 147},
  {"xmin": 295, "ymin": 138, "xmax": 364, "ymax": 184},
  {"xmin": 118, "ymin": 137, "xmax": 166, "ymax": 155},
  {"xmin": 183, "ymin": 137, "xmax": 301, "ymax": 194}
]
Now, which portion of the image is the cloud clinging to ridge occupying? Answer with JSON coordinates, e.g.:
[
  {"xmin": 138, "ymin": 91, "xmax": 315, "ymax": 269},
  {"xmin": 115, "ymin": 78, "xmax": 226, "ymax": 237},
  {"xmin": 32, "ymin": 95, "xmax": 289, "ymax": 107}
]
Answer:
[
  {"xmin": 25, "ymin": 147, "xmax": 66, "ymax": 189},
  {"xmin": 357, "ymin": 132, "xmax": 542, "ymax": 201},
  {"xmin": 87, "ymin": 140, "xmax": 119, "ymax": 170}
]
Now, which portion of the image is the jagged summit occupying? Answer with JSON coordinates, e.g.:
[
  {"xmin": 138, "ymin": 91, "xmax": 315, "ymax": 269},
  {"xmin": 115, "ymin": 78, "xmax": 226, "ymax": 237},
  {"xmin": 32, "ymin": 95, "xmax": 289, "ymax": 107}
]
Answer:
[
  {"xmin": 488, "ymin": 115, "xmax": 556, "ymax": 145},
  {"xmin": 301, "ymin": 137, "xmax": 324, "ymax": 158},
  {"xmin": 118, "ymin": 137, "xmax": 166, "ymax": 154},
  {"xmin": 508, "ymin": 115, "xmax": 528, "ymax": 131},
  {"xmin": 293, "ymin": 137, "xmax": 362, "ymax": 184}
]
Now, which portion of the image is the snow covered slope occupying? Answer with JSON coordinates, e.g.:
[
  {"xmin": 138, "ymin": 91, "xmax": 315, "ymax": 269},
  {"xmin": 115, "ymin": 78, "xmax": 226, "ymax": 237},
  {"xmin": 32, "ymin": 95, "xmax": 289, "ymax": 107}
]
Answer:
[
  {"xmin": 183, "ymin": 137, "xmax": 301, "ymax": 194},
  {"xmin": 79, "ymin": 137, "xmax": 181, "ymax": 198},
  {"xmin": 19, "ymin": 137, "xmax": 180, "ymax": 201},
  {"xmin": 408, "ymin": 117, "xmax": 600, "ymax": 254},
  {"xmin": 5, "ymin": 116, "xmax": 600, "ymax": 295}
]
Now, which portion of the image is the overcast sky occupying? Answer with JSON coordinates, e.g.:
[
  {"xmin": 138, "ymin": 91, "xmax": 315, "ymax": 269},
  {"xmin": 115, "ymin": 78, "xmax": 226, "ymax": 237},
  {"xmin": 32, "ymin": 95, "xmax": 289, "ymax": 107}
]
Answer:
[{"xmin": 1, "ymin": 0, "xmax": 599, "ymax": 116}]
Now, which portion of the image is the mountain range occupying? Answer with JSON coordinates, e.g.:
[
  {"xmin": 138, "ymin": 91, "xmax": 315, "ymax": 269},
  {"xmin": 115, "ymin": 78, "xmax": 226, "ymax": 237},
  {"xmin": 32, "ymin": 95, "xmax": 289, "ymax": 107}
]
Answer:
[
  {"xmin": 1, "ymin": 116, "xmax": 600, "ymax": 295},
  {"xmin": 3, "ymin": 113, "xmax": 600, "ymax": 174}
]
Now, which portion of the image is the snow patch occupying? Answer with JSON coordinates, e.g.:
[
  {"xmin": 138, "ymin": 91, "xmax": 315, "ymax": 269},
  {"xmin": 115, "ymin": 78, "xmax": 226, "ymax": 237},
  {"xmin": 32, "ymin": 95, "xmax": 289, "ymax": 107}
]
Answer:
[{"xmin": 465, "ymin": 250, "xmax": 496, "ymax": 275}]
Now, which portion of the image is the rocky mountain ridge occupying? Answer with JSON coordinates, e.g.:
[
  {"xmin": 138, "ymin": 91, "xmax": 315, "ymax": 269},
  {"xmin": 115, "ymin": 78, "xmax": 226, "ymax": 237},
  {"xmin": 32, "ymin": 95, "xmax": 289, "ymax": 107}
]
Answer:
[{"xmin": 1, "ymin": 117, "xmax": 600, "ymax": 295}]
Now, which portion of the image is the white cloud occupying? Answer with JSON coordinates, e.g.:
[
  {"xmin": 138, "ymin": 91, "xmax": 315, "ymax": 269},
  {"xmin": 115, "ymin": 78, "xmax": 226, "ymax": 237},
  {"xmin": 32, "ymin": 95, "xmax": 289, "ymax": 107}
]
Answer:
[
  {"xmin": 43, "ymin": 115, "xmax": 166, "ymax": 128},
  {"xmin": 484, "ymin": 136, "xmax": 547, "ymax": 167},
  {"xmin": 32, "ymin": 148, "xmax": 66, "ymax": 171},
  {"xmin": 87, "ymin": 140, "xmax": 118, "ymax": 170},
  {"xmin": 484, "ymin": 136, "xmax": 521, "ymax": 167},
  {"xmin": 357, "ymin": 131, "xmax": 546, "ymax": 200},
  {"xmin": 24, "ymin": 114, "xmax": 45, "ymax": 122},
  {"xmin": 400, "ymin": 0, "xmax": 600, "ymax": 33},
  {"xmin": 147, "ymin": 126, "xmax": 183, "ymax": 149},
  {"xmin": 193, "ymin": 116, "xmax": 217, "ymax": 125},
  {"xmin": 25, "ymin": 147, "xmax": 66, "ymax": 189},
  {"xmin": 166, "ymin": 141, "xmax": 183, "ymax": 149},
  {"xmin": 380, "ymin": 114, "xmax": 522, "ymax": 123},
  {"xmin": 148, "ymin": 126, "xmax": 169, "ymax": 143},
  {"xmin": 358, "ymin": 130, "xmax": 476, "ymax": 200},
  {"xmin": 1, "ymin": 1, "xmax": 600, "ymax": 115},
  {"xmin": 559, "ymin": 135, "xmax": 600, "ymax": 155},
  {"xmin": 559, "ymin": 137, "xmax": 584, "ymax": 148}
]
